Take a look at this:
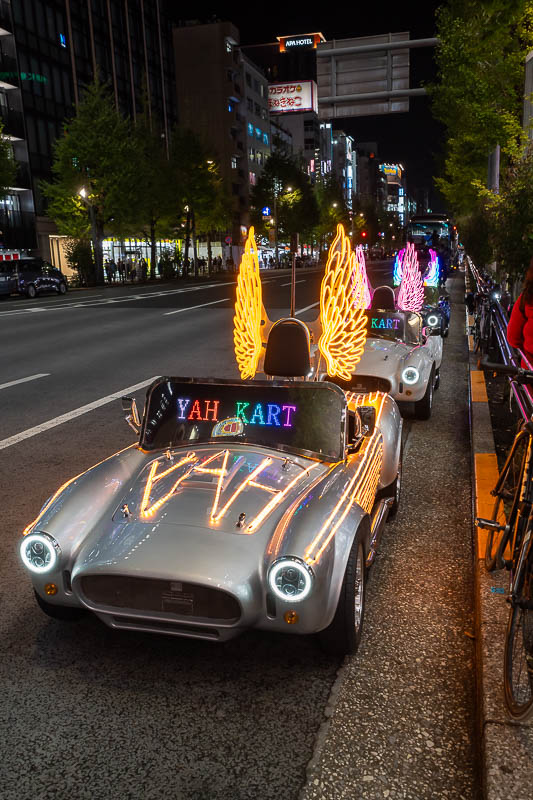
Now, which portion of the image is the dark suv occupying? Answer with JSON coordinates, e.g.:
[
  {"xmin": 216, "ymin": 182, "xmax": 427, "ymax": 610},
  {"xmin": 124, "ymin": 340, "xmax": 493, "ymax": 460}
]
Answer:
[{"xmin": 0, "ymin": 258, "xmax": 68, "ymax": 298}]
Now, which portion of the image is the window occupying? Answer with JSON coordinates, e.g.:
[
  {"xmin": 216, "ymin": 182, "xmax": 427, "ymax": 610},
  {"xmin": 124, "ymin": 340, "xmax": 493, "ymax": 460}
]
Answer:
[
  {"xmin": 247, "ymin": 122, "xmax": 254, "ymax": 137},
  {"xmin": 231, "ymin": 156, "xmax": 237, "ymax": 169},
  {"xmin": 254, "ymin": 79, "xmax": 260, "ymax": 93},
  {"xmin": 255, "ymin": 127, "xmax": 261, "ymax": 140},
  {"xmin": 254, "ymin": 102, "xmax": 261, "ymax": 116},
  {"xmin": 249, "ymin": 172, "xmax": 257, "ymax": 186},
  {"xmin": 226, "ymin": 40, "xmax": 233, "ymax": 54},
  {"xmin": 261, "ymin": 108, "xmax": 268, "ymax": 120},
  {"xmin": 261, "ymin": 84, "xmax": 266, "ymax": 98},
  {"xmin": 228, "ymin": 102, "xmax": 233, "ymax": 112},
  {"xmin": 249, "ymin": 147, "xmax": 255, "ymax": 161},
  {"xmin": 263, "ymin": 132, "xmax": 269, "ymax": 146},
  {"xmin": 246, "ymin": 72, "xmax": 251, "ymax": 87},
  {"xmin": 247, "ymin": 98, "xmax": 253, "ymax": 112}
]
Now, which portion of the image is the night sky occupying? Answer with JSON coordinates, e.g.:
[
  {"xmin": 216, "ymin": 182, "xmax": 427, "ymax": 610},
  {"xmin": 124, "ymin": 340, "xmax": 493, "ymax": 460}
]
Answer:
[{"xmin": 177, "ymin": 3, "xmax": 445, "ymax": 210}]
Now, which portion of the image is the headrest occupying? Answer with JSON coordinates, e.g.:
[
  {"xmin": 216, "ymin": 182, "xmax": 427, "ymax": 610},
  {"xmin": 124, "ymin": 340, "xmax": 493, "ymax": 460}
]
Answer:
[
  {"xmin": 264, "ymin": 318, "xmax": 311, "ymax": 377},
  {"xmin": 371, "ymin": 285, "xmax": 396, "ymax": 311}
]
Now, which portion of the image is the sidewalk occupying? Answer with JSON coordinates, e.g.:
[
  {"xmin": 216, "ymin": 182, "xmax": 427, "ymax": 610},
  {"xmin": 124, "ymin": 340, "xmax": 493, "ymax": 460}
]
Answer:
[
  {"xmin": 466, "ymin": 270, "xmax": 533, "ymax": 799},
  {"xmin": 300, "ymin": 275, "xmax": 479, "ymax": 799}
]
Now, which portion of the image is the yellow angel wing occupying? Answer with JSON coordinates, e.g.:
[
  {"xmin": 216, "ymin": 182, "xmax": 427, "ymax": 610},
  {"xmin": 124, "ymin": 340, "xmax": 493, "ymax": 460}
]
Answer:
[
  {"xmin": 234, "ymin": 227, "xmax": 266, "ymax": 379},
  {"xmin": 318, "ymin": 224, "xmax": 368, "ymax": 382}
]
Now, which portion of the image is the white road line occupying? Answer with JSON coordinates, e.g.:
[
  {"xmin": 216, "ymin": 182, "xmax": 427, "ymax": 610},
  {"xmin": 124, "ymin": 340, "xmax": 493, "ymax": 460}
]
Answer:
[
  {"xmin": 163, "ymin": 298, "xmax": 228, "ymax": 316},
  {"xmin": 0, "ymin": 373, "xmax": 50, "ymax": 392},
  {"xmin": 295, "ymin": 302, "xmax": 319, "ymax": 316},
  {"xmin": 280, "ymin": 280, "xmax": 305, "ymax": 287},
  {"xmin": 0, "ymin": 376, "xmax": 159, "ymax": 451}
]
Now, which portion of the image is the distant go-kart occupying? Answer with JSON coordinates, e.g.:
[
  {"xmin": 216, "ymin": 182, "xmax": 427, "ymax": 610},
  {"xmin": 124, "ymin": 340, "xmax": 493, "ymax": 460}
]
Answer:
[
  {"xmin": 20, "ymin": 225, "xmax": 403, "ymax": 656},
  {"xmin": 352, "ymin": 285, "xmax": 443, "ymax": 419}
]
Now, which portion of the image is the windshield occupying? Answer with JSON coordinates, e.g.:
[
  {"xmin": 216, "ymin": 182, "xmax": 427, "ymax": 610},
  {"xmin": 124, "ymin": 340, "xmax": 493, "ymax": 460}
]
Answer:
[
  {"xmin": 366, "ymin": 310, "xmax": 420, "ymax": 345},
  {"xmin": 141, "ymin": 378, "xmax": 346, "ymax": 462}
]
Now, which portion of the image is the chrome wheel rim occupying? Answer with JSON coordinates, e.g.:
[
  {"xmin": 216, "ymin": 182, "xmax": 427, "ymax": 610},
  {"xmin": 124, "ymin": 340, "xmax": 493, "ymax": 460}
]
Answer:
[{"xmin": 354, "ymin": 546, "xmax": 364, "ymax": 631}]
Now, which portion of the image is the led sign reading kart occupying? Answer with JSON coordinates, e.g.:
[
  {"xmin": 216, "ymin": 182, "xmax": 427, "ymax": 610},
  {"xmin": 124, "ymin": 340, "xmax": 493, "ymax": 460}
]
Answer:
[{"xmin": 175, "ymin": 397, "xmax": 298, "ymax": 427}]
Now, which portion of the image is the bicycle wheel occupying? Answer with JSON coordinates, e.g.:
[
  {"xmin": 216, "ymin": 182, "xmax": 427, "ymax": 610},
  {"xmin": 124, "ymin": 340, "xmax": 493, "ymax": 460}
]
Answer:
[
  {"xmin": 485, "ymin": 432, "xmax": 528, "ymax": 571},
  {"xmin": 504, "ymin": 558, "xmax": 533, "ymax": 720}
]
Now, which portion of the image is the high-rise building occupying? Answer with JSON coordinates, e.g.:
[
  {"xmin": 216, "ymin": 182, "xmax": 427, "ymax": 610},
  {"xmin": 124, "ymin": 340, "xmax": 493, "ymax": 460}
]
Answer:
[
  {"xmin": 173, "ymin": 21, "xmax": 271, "ymax": 248},
  {"xmin": 332, "ymin": 131, "xmax": 354, "ymax": 209},
  {"xmin": 380, "ymin": 163, "xmax": 407, "ymax": 224},
  {"xmin": 1, "ymin": 0, "xmax": 176, "ymax": 258}
]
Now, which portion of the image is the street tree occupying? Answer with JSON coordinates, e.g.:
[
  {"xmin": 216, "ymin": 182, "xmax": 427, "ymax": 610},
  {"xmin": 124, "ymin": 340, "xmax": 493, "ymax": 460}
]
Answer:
[
  {"xmin": 313, "ymin": 175, "xmax": 351, "ymax": 254},
  {"xmin": 169, "ymin": 128, "xmax": 219, "ymax": 277},
  {"xmin": 251, "ymin": 153, "xmax": 319, "ymax": 260},
  {"xmin": 128, "ymin": 110, "xmax": 176, "ymax": 278},
  {"xmin": 42, "ymin": 77, "xmax": 135, "ymax": 283},
  {"xmin": 195, "ymin": 168, "xmax": 232, "ymax": 274},
  {"xmin": 431, "ymin": 0, "xmax": 533, "ymax": 216}
]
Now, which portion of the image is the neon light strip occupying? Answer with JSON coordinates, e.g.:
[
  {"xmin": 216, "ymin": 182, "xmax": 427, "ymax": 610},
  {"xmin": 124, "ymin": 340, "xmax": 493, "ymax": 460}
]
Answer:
[
  {"xmin": 246, "ymin": 462, "xmax": 319, "ymax": 533},
  {"xmin": 304, "ymin": 433, "xmax": 382, "ymax": 565},
  {"xmin": 140, "ymin": 453, "xmax": 197, "ymax": 518},
  {"xmin": 249, "ymin": 480, "xmax": 279, "ymax": 494},
  {"xmin": 209, "ymin": 450, "xmax": 230, "ymax": 522},
  {"xmin": 212, "ymin": 457, "xmax": 272, "ymax": 523}
]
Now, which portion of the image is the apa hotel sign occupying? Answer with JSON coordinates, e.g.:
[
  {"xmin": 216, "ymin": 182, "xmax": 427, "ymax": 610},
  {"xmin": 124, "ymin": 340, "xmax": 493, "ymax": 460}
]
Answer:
[
  {"xmin": 277, "ymin": 32, "xmax": 325, "ymax": 53},
  {"xmin": 269, "ymin": 80, "xmax": 318, "ymax": 114}
]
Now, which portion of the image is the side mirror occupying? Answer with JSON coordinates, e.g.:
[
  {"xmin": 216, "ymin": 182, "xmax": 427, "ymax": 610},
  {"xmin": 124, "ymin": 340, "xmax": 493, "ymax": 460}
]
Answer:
[
  {"xmin": 122, "ymin": 396, "xmax": 141, "ymax": 435},
  {"xmin": 356, "ymin": 406, "xmax": 376, "ymax": 437}
]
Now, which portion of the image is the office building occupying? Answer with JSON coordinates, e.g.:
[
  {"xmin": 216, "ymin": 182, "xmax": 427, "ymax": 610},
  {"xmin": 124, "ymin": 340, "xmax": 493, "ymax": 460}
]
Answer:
[
  {"xmin": 1, "ymin": 0, "xmax": 175, "ymax": 258},
  {"xmin": 174, "ymin": 21, "xmax": 271, "ymax": 248}
]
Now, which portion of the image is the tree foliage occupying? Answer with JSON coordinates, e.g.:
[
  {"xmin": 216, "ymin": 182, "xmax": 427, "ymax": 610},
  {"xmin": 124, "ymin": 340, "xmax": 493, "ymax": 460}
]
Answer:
[{"xmin": 431, "ymin": 0, "xmax": 533, "ymax": 216}]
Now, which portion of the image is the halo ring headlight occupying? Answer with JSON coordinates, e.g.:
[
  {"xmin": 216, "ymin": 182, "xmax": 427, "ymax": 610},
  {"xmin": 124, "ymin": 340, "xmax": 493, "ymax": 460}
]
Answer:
[
  {"xmin": 426, "ymin": 314, "xmax": 439, "ymax": 327},
  {"xmin": 20, "ymin": 533, "xmax": 61, "ymax": 574},
  {"xmin": 268, "ymin": 557, "xmax": 313, "ymax": 603},
  {"xmin": 402, "ymin": 366, "xmax": 420, "ymax": 385}
]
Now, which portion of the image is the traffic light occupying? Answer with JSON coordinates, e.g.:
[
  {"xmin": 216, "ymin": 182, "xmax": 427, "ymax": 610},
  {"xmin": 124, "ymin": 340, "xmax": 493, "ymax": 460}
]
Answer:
[{"xmin": 361, "ymin": 231, "xmax": 367, "ymax": 238}]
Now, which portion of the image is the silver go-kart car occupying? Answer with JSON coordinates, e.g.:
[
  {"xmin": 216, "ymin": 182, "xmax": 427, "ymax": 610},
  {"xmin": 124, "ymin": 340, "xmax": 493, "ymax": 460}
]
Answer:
[
  {"xmin": 352, "ymin": 286, "xmax": 443, "ymax": 419},
  {"xmin": 20, "ymin": 225, "xmax": 403, "ymax": 655}
]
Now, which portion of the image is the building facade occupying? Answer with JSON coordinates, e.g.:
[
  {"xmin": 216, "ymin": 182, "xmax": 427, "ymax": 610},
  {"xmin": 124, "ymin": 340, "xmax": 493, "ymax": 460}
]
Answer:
[
  {"xmin": 174, "ymin": 21, "xmax": 271, "ymax": 248},
  {"xmin": 2, "ymin": 0, "xmax": 176, "ymax": 258}
]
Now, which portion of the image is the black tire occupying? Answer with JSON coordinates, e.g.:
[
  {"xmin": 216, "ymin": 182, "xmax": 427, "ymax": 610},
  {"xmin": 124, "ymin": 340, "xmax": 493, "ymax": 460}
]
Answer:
[
  {"xmin": 434, "ymin": 368, "xmax": 440, "ymax": 391},
  {"xmin": 503, "ymin": 565, "xmax": 533, "ymax": 720},
  {"xmin": 34, "ymin": 590, "xmax": 85, "ymax": 621},
  {"xmin": 443, "ymin": 327, "xmax": 449, "ymax": 338},
  {"xmin": 318, "ymin": 532, "xmax": 366, "ymax": 656},
  {"xmin": 26, "ymin": 283, "xmax": 37, "ymax": 299},
  {"xmin": 414, "ymin": 367, "xmax": 434, "ymax": 420},
  {"xmin": 58, "ymin": 281, "xmax": 67, "ymax": 295}
]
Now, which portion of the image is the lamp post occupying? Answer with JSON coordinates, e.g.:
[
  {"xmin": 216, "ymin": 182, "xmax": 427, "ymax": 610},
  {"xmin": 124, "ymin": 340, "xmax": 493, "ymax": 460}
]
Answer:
[{"xmin": 78, "ymin": 187, "xmax": 103, "ymax": 285}]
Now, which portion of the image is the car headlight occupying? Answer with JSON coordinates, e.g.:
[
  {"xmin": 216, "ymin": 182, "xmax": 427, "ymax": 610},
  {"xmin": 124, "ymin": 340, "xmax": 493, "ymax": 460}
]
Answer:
[
  {"xmin": 268, "ymin": 557, "xmax": 313, "ymax": 603},
  {"xmin": 402, "ymin": 366, "xmax": 420, "ymax": 385},
  {"xmin": 426, "ymin": 314, "xmax": 439, "ymax": 327},
  {"xmin": 20, "ymin": 533, "xmax": 61, "ymax": 573}
]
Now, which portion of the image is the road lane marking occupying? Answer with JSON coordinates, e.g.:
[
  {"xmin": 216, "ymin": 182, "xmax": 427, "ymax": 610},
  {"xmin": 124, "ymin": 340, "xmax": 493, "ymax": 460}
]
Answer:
[
  {"xmin": 281, "ymin": 280, "xmax": 305, "ymax": 287},
  {"xmin": 0, "ymin": 376, "xmax": 159, "ymax": 451},
  {"xmin": 163, "ymin": 298, "xmax": 228, "ymax": 316},
  {"xmin": 0, "ymin": 373, "xmax": 50, "ymax": 391},
  {"xmin": 295, "ymin": 302, "xmax": 319, "ymax": 316}
]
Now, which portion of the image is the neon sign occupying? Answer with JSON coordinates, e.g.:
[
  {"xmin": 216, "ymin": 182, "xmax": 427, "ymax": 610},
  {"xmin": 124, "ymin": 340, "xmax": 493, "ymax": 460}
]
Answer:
[
  {"xmin": 176, "ymin": 397, "xmax": 298, "ymax": 428},
  {"xmin": 370, "ymin": 317, "xmax": 401, "ymax": 330}
]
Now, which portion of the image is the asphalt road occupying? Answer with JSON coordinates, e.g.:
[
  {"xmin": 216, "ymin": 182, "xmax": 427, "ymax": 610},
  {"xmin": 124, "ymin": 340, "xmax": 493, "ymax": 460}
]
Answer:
[{"xmin": 0, "ymin": 264, "xmax": 478, "ymax": 800}]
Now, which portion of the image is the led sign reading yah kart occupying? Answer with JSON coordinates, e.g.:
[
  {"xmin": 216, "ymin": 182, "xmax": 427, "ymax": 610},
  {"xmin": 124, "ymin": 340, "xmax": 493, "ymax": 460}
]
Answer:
[{"xmin": 20, "ymin": 225, "xmax": 402, "ymax": 656}]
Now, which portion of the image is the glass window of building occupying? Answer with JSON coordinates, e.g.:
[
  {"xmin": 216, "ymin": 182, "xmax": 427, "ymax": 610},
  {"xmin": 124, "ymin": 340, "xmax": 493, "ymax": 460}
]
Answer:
[
  {"xmin": 263, "ymin": 132, "xmax": 269, "ymax": 146},
  {"xmin": 247, "ymin": 122, "xmax": 254, "ymax": 137},
  {"xmin": 247, "ymin": 98, "xmax": 253, "ymax": 112},
  {"xmin": 246, "ymin": 72, "xmax": 251, "ymax": 87},
  {"xmin": 254, "ymin": 102, "xmax": 261, "ymax": 116},
  {"xmin": 249, "ymin": 172, "xmax": 256, "ymax": 186},
  {"xmin": 231, "ymin": 156, "xmax": 237, "ymax": 169},
  {"xmin": 254, "ymin": 79, "xmax": 259, "ymax": 94},
  {"xmin": 255, "ymin": 127, "xmax": 261, "ymax": 140}
]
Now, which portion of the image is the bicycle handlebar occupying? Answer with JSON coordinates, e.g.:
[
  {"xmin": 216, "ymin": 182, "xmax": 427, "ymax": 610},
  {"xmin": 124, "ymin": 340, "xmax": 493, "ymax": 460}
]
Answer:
[{"xmin": 481, "ymin": 359, "xmax": 533, "ymax": 384}]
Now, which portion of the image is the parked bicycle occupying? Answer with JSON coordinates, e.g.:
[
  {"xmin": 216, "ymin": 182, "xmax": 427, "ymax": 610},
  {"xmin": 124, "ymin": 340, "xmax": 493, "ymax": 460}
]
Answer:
[{"xmin": 478, "ymin": 360, "xmax": 533, "ymax": 720}]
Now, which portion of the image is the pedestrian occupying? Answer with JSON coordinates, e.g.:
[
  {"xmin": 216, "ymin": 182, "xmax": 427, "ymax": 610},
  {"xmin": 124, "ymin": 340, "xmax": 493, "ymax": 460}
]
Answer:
[
  {"xmin": 507, "ymin": 257, "xmax": 533, "ymax": 364},
  {"xmin": 104, "ymin": 259, "xmax": 111, "ymax": 283},
  {"xmin": 109, "ymin": 258, "xmax": 117, "ymax": 283},
  {"xmin": 140, "ymin": 257, "xmax": 148, "ymax": 281},
  {"xmin": 126, "ymin": 257, "xmax": 133, "ymax": 281},
  {"xmin": 117, "ymin": 259, "xmax": 125, "ymax": 283}
]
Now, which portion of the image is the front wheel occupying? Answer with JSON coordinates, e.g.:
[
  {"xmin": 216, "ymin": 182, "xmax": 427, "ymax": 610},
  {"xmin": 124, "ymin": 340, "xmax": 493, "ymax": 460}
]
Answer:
[
  {"xmin": 318, "ymin": 533, "xmax": 366, "ymax": 656},
  {"xmin": 414, "ymin": 367, "xmax": 434, "ymax": 420},
  {"xmin": 26, "ymin": 283, "xmax": 37, "ymax": 299},
  {"xmin": 503, "ymin": 566, "xmax": 533, "ymax": 720},
  {"xmin": 58, "ymin": 281, "xmax": 67, "ymax": 295}
]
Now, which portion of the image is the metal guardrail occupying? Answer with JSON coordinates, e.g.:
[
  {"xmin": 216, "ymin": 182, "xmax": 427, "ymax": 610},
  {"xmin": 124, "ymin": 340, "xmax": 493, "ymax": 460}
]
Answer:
[{"xmin": 468, "ymin": 256, "xmax": 533, "ymax": 421}]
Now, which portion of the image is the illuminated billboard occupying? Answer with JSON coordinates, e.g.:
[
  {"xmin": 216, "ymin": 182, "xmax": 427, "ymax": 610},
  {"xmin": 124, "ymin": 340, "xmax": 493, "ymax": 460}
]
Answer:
[
  {"xmin": 269, "ymin": 80, "xmax": 318, "ymax": 114},
  {"xmin": 379, "ymin": 163, "xmax": 403, "ymax": 181},
  {"xmin": 278, "ymin": 33, "xmax": 325, "ymax": 53}
]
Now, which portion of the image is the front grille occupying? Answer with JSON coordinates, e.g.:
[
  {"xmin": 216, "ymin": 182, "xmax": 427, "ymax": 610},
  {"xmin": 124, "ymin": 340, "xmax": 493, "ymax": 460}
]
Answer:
[
  {"xmin": 110, "ymin": 616, "xmax": 220, "ymax": 639},
  {"xmin": 79, "ymin": 575, "xmax": 241, "ymax": 622}
]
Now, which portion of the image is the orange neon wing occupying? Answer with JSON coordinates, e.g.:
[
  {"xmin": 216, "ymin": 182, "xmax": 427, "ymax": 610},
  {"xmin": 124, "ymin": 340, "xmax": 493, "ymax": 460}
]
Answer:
[
  {"xmin": 233, "ymin": 227, "xmax": 267, "ymax": 379},
  {"xmin": 318, "ymin": 224, "xmax": 368, "ymax": 381}
]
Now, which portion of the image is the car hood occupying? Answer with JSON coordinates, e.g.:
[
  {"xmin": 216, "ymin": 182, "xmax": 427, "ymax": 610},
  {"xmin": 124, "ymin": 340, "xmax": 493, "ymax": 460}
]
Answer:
[
  {"xmin": 356, "ymin": 338, "xmax": 410, "ymax": 378},
  {"xmin": 72, "ymin": 446, "xmax": 327, "ymax": 577}
]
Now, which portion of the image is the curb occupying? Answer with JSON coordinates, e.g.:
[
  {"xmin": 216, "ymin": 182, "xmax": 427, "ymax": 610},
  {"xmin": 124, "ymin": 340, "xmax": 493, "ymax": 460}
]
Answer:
[{"xmin": 466, "ymin": 268, "xmax": 533, "ymax": 799}]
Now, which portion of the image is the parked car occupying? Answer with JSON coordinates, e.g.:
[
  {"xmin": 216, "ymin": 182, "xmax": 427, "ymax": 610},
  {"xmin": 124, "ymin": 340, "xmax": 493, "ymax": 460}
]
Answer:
[{"xmin": 0, "ymin": 255, "xmax": 68, "ymax": 298}]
